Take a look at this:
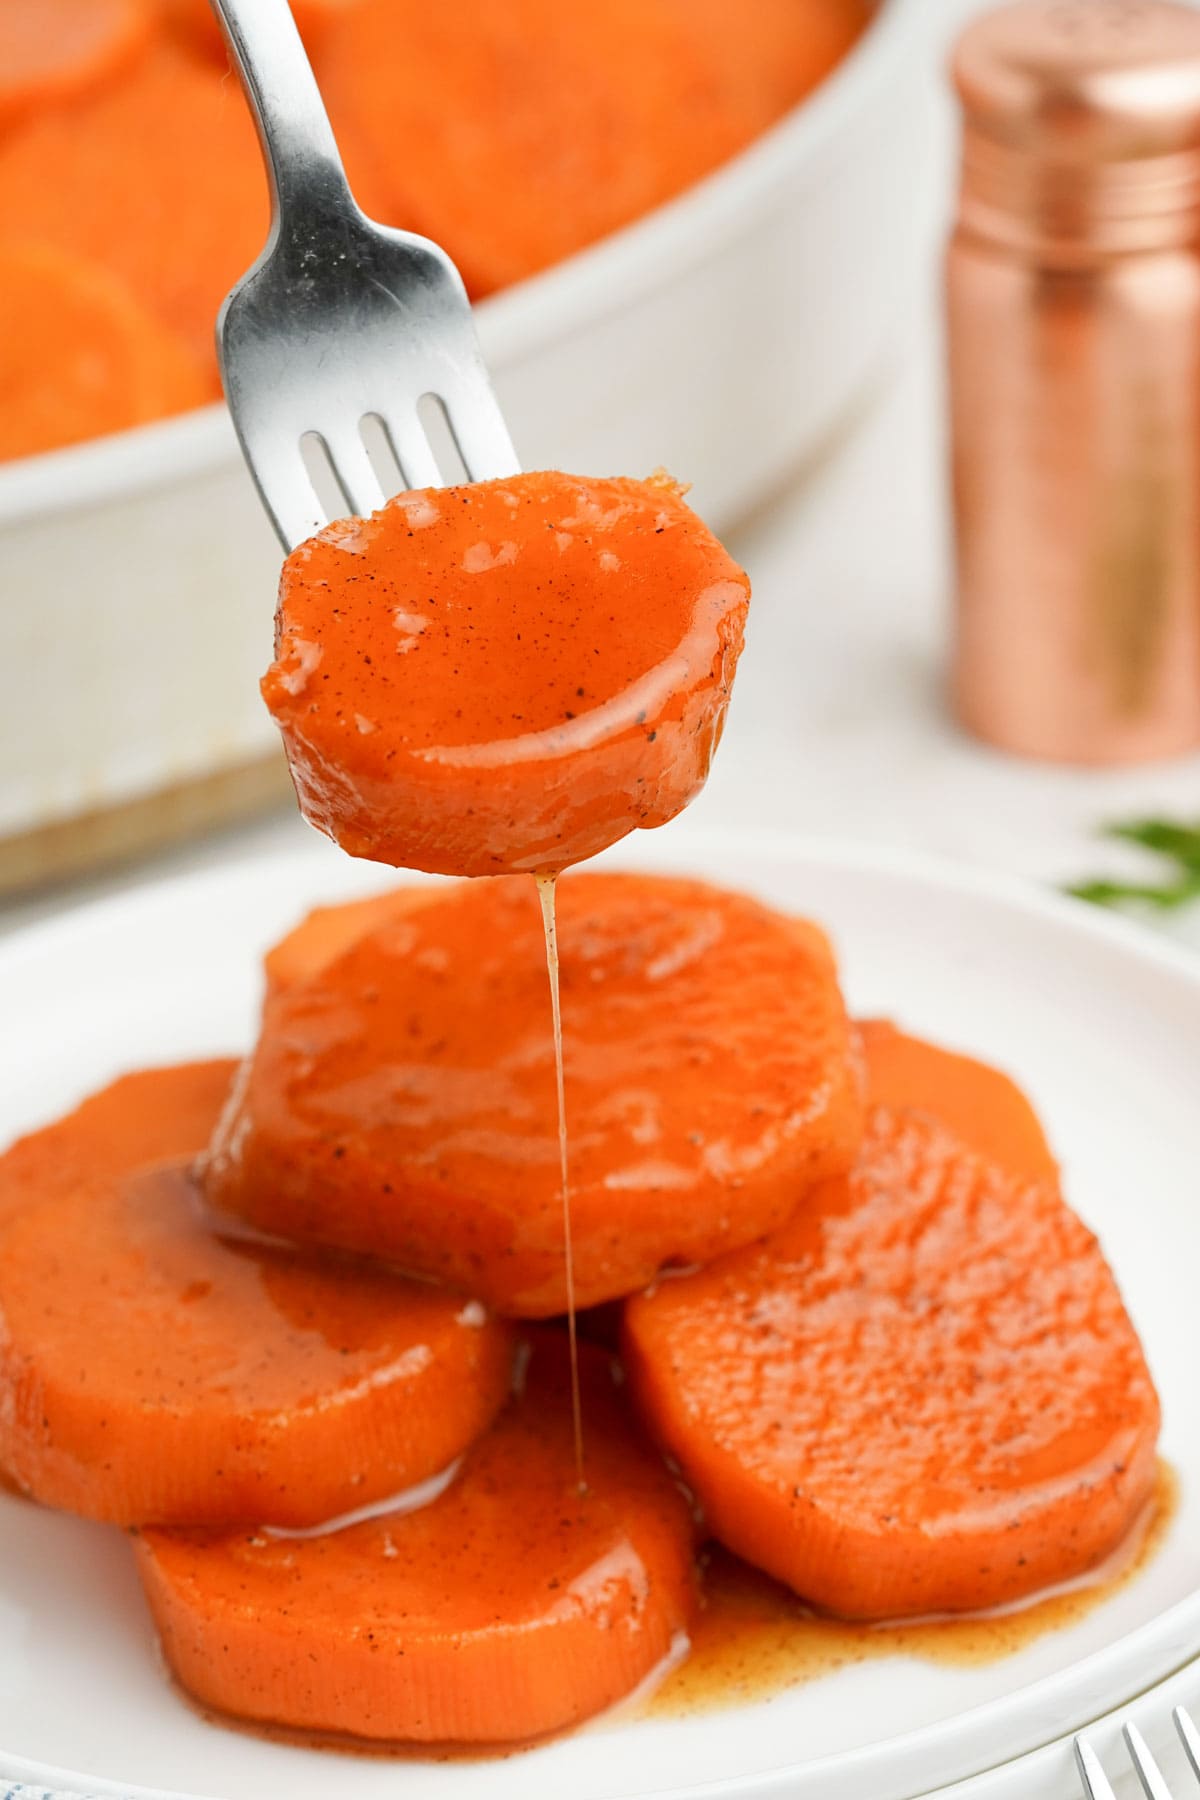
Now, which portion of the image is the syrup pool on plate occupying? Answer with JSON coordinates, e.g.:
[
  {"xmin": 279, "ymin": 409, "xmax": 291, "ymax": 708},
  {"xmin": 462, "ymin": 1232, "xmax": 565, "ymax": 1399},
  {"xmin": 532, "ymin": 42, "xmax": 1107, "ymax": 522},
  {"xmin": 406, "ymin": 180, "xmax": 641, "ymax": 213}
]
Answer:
[{"xmin": 646, "ymin": 1462, "xmax": 1179, "ymax": 1720}]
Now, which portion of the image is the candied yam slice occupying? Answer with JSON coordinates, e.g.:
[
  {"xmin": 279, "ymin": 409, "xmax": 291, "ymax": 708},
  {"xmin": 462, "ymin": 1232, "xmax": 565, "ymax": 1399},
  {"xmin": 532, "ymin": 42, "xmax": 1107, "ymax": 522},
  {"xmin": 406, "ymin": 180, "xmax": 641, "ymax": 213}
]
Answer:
[
  {"xmin": 624, "ymin": 1106, "xmax": 1160, "ymax": 1619},
  {"xmin": 261, "ymin": 473, "xmax": 750, "ymax": 877},
  {"xmin": 0, "ymin": 1063, "xmax": 513, "ymax": 1527},
  {"xmin": 858, "ymin": 1018, "xmax": 1058, "ymax": 1181},
  {"xmin": 0, "ymin": 1168, "xmax": 514, "ymax": 1528},
  {"xmin": 136, "ymin": 1335, "xmax": 697, "ymax": 1744},
  {"xmin": 0, "ymin": 45, "xmax": 267, "ymax": 369},
  {"xmin": 0, "ymin": 0, "xmax": 152, "ymax": 131},
  {"xmin": 0, "ymin": 241, "xmax": 213, "ymax": 461},
  {"xmin": 204, "ymin": 872, "xmax": 863, "ymax": 1316},
  {"xmin": 0, "ymin": 1059, "xmax": 239, "ymax": 1223},
  {"xmin": 263, "ymin": 884, "xmax": 445, "ymax": 992}
]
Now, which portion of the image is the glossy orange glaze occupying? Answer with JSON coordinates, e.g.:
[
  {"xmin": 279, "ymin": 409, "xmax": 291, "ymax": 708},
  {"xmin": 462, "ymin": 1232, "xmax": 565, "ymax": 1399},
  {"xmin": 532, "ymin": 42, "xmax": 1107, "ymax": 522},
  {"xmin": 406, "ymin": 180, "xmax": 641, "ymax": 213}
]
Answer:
[
  {"xmin": 203, "ymin": 872, "xmax": 864, "ymax": 1316},
  {"xmin": 261, "ymin": 473, "xmax": 750, "ymax": 877},
  {"xmin": 624, "ymin": 1103, "xmax": 1160, "ymax": 1620},
  {"xmin": 262, "ymin": 887, "xmax": 439, "ymax": 993},
  {"xmin": 0, "ymin": 242, "xmax": 211, "ymax": 460},
  {"xmin": 137, "ymin": 1333, "xmax": 698, "ymax": 1745},
  {"xmin": 858, "ymin": 1018, "xmax": 1059, "ymax": 1181},
  {"xmin": 0, "ymin": 1059, "xmax": 239, "ymax": 1222},
  {"xmin": 0, "ymin": 0, "xmax": 151, "ymax": 130},
  {"xmin": 317, "ymin": 0, "xmax": 871, "ymax": 297},
  {"xmin": 0, "ymin": 1062, "xmax": 514, "ymax": 1527}
]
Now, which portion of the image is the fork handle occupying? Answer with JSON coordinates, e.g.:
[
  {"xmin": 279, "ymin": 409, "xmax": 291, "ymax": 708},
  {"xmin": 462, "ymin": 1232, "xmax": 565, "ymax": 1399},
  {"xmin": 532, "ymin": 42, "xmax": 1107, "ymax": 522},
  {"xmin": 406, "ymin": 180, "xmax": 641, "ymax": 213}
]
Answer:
[{"xmin": 209, "ymin": 0, "xmax": 356, "ymax": 231}]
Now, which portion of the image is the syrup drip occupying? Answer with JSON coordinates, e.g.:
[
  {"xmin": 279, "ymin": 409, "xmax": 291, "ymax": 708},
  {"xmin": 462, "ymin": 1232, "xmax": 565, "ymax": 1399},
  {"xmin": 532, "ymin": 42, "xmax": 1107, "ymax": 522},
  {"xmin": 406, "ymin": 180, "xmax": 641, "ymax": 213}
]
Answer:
[{"xmin": 535, "ymin": 873, "xmax": 585, "ymax": 1488}]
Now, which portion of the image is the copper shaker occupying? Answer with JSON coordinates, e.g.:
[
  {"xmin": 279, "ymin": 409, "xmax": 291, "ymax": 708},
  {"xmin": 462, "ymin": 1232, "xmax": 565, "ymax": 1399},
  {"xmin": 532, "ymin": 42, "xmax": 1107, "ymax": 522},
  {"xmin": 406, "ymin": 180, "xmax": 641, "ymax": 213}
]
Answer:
[{"xmin": 948, "ymin": 0, "xmax": 1200, "ymax": 764}]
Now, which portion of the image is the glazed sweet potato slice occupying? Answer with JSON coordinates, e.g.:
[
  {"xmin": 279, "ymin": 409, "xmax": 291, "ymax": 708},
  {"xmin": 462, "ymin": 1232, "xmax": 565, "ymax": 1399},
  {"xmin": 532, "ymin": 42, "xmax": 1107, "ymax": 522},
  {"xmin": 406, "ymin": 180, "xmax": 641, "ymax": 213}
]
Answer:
[
  {"xmin": 0, "ymin": 1059, "xmax": 239, "ymax": 1222},
  {"xmin": 0, "ymin": 242, "xmax": 212, "ymax": 460},
  {"xmin": 0, "ymin": 1063, "xmax": 513, "ymax": 1527},
  {"xmin": 261, "ymin": 473, "xmax": 749, "ymax": 877},
  {"xmin": 0, "ymin": 0, "xmax": 152, "ymax": 132},
  {"xmin": 0, "ymin": 44, "xmax": 266, "ymax": 370},
  {"xmin": 624, "ymin": 1106, "xmax": 1160, "ymax": 1619},
  {"xmin": 262, "ymin": 885, "xmax": 445, "ymax": 993},
  {"xmin": 137, "ymin": 1334, "xmax": 697, "ymax": 1744},
  {"xmin": 858, "ymin": 1019, "xmax": 1058, "ymax": 1180},
  {"xmin": 204, "ymin": 872, "xmax": 863, "ymax": 1316}
]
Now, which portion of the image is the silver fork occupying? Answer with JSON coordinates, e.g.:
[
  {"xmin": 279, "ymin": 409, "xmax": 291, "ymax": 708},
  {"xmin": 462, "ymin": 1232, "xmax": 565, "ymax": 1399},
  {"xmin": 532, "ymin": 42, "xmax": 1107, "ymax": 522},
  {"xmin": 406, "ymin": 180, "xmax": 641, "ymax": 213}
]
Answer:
[
  {"xmin": 209, "ymin": 0, "xmax": 519, "ymax": 551},
  {"xmin": 1077, "ymin": 1706, "xmax": 1200, "ymax": 1798}
]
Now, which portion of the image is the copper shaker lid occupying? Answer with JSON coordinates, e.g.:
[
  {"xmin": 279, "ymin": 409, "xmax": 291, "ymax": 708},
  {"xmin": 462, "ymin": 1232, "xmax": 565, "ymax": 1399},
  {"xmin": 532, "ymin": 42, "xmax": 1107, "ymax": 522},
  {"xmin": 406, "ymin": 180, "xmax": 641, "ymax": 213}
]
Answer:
[{"xmin": 953, "ymin": 0, "xmax": 1200, "ymax": 254}]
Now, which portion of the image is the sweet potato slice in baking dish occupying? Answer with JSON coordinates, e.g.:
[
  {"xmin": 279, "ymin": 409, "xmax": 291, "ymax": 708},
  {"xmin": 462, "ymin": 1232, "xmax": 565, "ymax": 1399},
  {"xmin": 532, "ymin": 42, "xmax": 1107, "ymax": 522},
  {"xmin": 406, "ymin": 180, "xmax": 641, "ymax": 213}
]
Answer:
[
  {"xmin": 624, "ymin": 1101, "xmax": 1160, "ymax": 1620},
  {"xmin": 0, "ymin": 1062, "xmax": 513, "ymax": 1527},
  {"xmin": 315, "ymin": 0, "xmax": 869, "ymax": 296},
  {"xmin": 158, "ymin": 0, "xmax": 353, "ymax": 61},
  {"xmin": 0, "ymin": 241, "xmax": 212, "ymax": 460},
  {"xmin": 204, "ymin": 872, "xmax": 864, "ymax": 1316},
  {"xmin": 260, "ymin": 473, "xmax": 750, "ymax": 877},
  {"xmin": 0, "ymin": 44, "xmax": 267, "ymax": 370},
  {"xmin": 0, "ymin": 0, "xmax": 152, "ymax": 132},
  {"xmin": 137, "ymin": 1333, "xmax": 697, "ymax": 1745},
  {"xmin": 858, "ymin": 1019, "xmax": 1058, "ymax": 1181}
]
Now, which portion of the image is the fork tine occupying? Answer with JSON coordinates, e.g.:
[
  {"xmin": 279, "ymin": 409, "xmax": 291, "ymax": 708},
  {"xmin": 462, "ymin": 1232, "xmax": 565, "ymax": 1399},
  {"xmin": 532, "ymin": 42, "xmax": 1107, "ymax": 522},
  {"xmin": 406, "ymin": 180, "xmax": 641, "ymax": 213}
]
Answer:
[
  {"xmin": 442, "ymin": 387, "xmax": 520, "ymax": 483},
  {"xmin": 1174, "ymin": 1706, "xmax": 1200, "ymax": 1782},
  {"xmin": 252, "ymin": 443, "xmax": 328, "ymax": 551},
  {"xmin": 387, "ymin": 416, "xmax": 444, "ymax": 491},
  {"xmin": 215, "ymin": 0, "xmax": 523, "ymax": 548},
  {"xmin": 1125, "ymin": 1723, "xmax": 1176, "ymax": 1800},
  {"xmin": 1076, "ymin": 1738, "xmax": 1121, "ymax": 1800},
  {"xmin": 321, "ymin": 426, "xmax": 388, "ymax": 519}
]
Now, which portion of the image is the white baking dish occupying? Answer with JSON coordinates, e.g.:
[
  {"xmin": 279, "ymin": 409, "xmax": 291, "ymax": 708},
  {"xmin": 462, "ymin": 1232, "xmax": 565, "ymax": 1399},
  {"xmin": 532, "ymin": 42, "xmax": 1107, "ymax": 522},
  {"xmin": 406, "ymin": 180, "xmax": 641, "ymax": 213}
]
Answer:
[{"xmin": 0, "ymin": 0, "xmax": 932, "ymax": 871}]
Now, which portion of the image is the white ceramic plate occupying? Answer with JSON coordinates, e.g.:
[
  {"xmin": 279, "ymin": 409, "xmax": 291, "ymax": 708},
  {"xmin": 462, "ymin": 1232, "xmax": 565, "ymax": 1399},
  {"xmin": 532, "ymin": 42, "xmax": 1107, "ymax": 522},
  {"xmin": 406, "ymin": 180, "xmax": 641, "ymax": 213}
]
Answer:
[
  {"xmin": 1, "ymin": 830, "xmax": 1198, "ymax": 1800},
  {"xmin": 927, "ymin": 1649, "xmax": 1200, "ymax": 1800}
]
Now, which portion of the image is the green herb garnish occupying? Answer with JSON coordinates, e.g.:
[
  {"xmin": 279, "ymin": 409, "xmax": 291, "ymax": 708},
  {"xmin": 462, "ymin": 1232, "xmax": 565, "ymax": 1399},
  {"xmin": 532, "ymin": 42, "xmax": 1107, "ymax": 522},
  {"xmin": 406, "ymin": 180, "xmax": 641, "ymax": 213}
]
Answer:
[{"xmin": 1067, "ymin": 818, "xmax": 1200, "ymax": 912}]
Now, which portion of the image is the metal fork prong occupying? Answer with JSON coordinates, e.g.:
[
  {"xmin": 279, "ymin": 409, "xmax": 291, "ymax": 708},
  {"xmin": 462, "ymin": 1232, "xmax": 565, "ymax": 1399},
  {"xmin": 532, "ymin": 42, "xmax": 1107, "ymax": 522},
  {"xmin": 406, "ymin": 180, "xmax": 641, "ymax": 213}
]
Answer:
[
  {"xmin": 388, "ymin": 417, "xmax": 445, "ymax": 491},
  {"xmin": 1076, "ymin": 1738, "xmax": 1121, "ymax": 1800},
  {"xmin": 213, "ymin": 0, "xmax": 520, "ymax": 546},
  {"xmin": 1125, "ymin": 1723, "xmax": 1176, "ymax": 1800},
  {"xmin": 442, "ymin": 388, "xmax": 521, "ymax": 484},
  {"xmin": 321, "ymin": 425, "xmax": 388, "ymax": 519},
  {"xmin": 1174, "ymin": 1706, "xmax": 1200, "ymax": 1781},
  {"xmin": 253, "ymin": 442, "xmax": 328, "ymax": 551}
]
